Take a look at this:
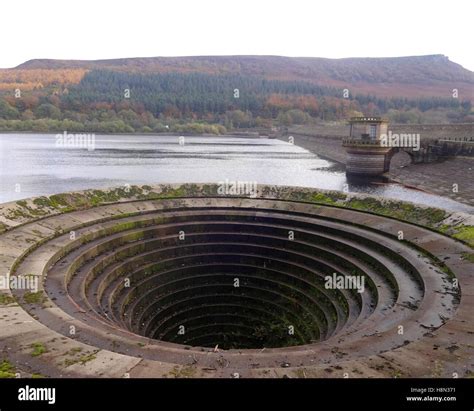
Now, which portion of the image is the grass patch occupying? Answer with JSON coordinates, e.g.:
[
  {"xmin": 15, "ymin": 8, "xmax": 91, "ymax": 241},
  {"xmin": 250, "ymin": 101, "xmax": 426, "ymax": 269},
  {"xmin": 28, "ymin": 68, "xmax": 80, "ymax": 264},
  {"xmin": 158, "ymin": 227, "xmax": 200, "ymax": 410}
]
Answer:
[
  {"xmin": 23, "ymin": 291, "xmax": 46, "ymax": 305},
  {"xmin": 0, "ymin": 293, "xmax": 16, "ymax": 305},
  {"xmin": 0, "ymin": 360, "xmax": 16, "ymax": 378},
  {"xmin": 6, "ymin": 208, "xmax": 33, "ymax": 220},
  {"xmin": 30, "ymin": 342, "xmax": 47, "ymax": 357},
  {"xmin": 32, "ymin": 197, "xmax": 53, "ymax": 208},
  {"xmin": 48, "ymin": 194, "xmax": 71, "ymax": 208},
  {"xmin": 78, "ymin": 353, "xmax": 97, "ymax": 365},
  {"xmin": 461, "ymin": 252, "xmax": 474, "ymax": 263},
  {"xmin": 63, "ymin": 350, "xmax": 98, "ymax": 367},
  {"xmin": 168, "ymin": 365, "xmax": 197, "ymax": 378}
]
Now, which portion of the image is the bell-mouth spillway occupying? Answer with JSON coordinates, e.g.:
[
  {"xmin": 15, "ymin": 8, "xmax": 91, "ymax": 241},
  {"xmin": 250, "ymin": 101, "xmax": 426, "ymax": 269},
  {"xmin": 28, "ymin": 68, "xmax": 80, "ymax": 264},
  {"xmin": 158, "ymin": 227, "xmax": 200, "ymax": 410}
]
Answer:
[{"xmin": 0, "ymin": 184, "xmax": 472, "ymax": 378}]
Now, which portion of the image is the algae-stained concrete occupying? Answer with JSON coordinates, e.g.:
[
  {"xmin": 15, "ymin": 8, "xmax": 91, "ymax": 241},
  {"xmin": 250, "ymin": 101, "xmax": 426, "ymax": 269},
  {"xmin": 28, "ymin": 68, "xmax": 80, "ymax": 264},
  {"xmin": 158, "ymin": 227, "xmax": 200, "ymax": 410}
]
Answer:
[{"xmin": 0, "ymin": 184, "xmax": 472, "ymax": 378}]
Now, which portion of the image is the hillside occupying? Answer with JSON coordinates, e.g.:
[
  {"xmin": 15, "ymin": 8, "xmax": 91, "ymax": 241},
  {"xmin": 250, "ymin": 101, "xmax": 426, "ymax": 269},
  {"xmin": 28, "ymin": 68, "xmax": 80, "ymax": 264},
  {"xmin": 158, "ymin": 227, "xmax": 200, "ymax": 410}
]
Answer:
[
  {"xmin": 14, "ymin": 54, "xmax": 474, "ymax": 99},
  {"xmin": 0, "ymin": 54, "xmax": 472, "ymax": 134}
]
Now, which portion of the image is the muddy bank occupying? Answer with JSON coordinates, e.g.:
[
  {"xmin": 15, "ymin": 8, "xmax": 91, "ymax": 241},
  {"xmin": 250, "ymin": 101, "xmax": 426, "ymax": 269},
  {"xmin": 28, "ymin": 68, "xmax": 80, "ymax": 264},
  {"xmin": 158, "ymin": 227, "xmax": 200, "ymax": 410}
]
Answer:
[
  {"xmin": 283, "ymin": 134, "xmax": 474, "ymax": 207},
  {"xmin": 389, "ymin": 157, "xmax": 474, "ymax": 206}
]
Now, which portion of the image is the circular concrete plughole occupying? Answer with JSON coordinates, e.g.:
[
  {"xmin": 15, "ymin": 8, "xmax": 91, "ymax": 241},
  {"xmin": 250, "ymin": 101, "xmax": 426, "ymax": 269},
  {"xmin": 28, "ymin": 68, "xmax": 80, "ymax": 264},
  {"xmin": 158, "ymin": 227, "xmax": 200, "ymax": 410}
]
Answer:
[
  {"xmin": 12, "ymin": 200, "xmax": 452, "ymax": 352},
  {"xmin": 2, "ymin": 189, "xmax": 472, "ymax": 377}
]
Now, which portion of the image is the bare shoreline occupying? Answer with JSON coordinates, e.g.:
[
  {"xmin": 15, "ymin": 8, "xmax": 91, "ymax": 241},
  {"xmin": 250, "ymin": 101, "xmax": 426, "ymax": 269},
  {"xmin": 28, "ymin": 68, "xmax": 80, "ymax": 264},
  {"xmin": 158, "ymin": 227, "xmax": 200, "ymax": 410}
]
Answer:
[{"xmin": 284, "ymin": 133, "xmax": 474, "ymax": 207}]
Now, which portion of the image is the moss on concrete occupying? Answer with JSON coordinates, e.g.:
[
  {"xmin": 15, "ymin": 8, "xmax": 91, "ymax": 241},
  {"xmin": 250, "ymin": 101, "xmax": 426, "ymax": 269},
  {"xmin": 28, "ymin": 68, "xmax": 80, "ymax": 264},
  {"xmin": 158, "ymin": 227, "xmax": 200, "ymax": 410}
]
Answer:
[
  {"xmin": 168, "ymin": 365, "xmax": 197, "ymax": 378},
  {"xmin": 63, "ymin": 349, "xmax": 98, "ymax": 367},
  {"xmin": 30, "ymin": 342, "xmax": 47, "ymax": 357},
  {"xmin": 462, "ymin": 252, "xmax": 474, "ymax": 262},
  {"xmin": 155, "ymin": 185, "xmax": 188, "ymax": 199},
  {"xmin": 453, "ymin": 225, "xmax": 474, "ymax": 247},
  {"xmin": 310, "ymin": 192, "xmax": 346, "ymax": 205},
  {"xmin": 23, "ymin": 291, "xmax": 46, "ymax": 305},
  {"xmin": 0, "ymin": 184, "xmax": 470, "ymax": 254},
  {"xmin": 77, "ymin": 353, "xmax": 97, "ymax": 365},
  {"xmin": 0, "ymin": 293, "xmax": 16, "ymax": 305},
  {"xmin": 0, "ymin": 360, "xmax": 16, "ymax": 378},
  {"xmin": 344, "ymin": 197, "xmax": 447, "ymax": 227}
]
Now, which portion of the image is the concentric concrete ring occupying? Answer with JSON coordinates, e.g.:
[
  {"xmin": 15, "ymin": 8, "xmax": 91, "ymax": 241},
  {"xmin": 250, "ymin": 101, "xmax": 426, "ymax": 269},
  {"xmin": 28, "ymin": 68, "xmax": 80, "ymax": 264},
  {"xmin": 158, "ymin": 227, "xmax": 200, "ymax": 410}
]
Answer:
[{"xmin": 0, "ymin": 184, "xmax": 472, "ymax": 378}]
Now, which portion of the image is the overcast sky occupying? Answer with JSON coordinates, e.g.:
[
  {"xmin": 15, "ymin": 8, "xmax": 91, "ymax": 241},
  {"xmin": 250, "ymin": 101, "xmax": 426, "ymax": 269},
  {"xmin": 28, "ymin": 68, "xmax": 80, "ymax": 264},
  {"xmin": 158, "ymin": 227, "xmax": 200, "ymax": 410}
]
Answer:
[{"xmin": 2, "ymin": 0, "xmax": 473, "ymax": 71}]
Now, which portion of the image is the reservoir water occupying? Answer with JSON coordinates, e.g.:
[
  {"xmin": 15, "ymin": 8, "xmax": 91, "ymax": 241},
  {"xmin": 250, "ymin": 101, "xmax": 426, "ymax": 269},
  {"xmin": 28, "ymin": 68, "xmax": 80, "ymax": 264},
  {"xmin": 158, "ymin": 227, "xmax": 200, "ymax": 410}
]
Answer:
[{"xmin": 0, "ymin": 133, "xmax": 471, "ymax": 213}]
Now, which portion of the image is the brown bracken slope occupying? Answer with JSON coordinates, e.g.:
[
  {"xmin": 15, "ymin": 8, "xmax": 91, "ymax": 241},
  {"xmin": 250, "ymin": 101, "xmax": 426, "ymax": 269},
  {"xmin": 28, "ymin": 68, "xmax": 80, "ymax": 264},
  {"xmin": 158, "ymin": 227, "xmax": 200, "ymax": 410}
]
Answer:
[{"xmin": 13, "ymin": 54, "xmax": 474, "ymax": 100}]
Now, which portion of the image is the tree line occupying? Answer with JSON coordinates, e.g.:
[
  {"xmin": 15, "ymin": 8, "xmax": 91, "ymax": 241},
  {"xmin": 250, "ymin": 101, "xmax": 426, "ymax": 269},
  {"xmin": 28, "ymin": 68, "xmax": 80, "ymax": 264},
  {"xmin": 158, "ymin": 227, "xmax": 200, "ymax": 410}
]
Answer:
[{"xmin": 0, "ymin": 70, "xmax": 471, "ymax": 133}]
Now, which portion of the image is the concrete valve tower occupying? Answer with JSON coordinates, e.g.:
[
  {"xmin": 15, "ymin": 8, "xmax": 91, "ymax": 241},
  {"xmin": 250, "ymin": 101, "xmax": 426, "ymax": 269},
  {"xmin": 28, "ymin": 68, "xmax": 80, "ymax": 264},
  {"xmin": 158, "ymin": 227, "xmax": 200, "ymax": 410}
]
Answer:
[{"xmin": 343, "ymin": 117, "xmax": 391, "ymax": 176}]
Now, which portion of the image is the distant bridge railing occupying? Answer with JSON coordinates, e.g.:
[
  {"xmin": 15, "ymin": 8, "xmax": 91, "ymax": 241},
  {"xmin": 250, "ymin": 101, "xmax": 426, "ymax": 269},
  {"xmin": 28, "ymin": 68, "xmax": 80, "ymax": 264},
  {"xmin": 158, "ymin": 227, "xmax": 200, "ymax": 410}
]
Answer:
[
  {"xmin": 343, "ymin": 137, "xmax": 474, "ymax": 146},
  {"xmin": 342, "ymin": 138, "xmax": 384, "ymax": 146},
  {"xmin": 438, "ymin": 137, "xmax": 474, "ymax": 143}
]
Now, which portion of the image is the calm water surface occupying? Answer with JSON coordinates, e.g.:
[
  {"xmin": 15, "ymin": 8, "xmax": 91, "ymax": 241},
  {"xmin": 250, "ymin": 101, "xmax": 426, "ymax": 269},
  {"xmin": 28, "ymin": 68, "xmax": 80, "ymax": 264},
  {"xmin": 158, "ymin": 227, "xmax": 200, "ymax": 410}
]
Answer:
[{"xmin": 0, "ymin": 133, "xmax": 471, "ymax": 213}]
